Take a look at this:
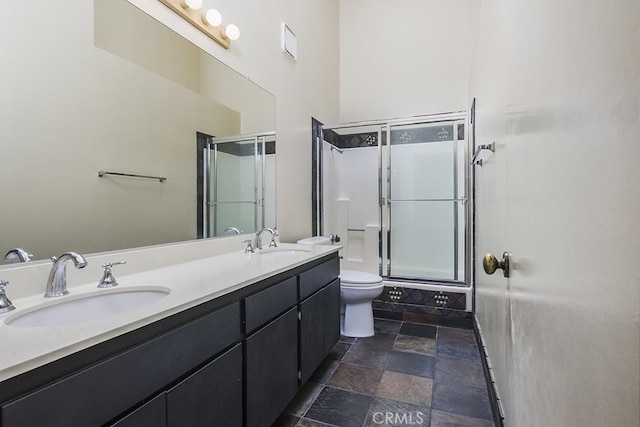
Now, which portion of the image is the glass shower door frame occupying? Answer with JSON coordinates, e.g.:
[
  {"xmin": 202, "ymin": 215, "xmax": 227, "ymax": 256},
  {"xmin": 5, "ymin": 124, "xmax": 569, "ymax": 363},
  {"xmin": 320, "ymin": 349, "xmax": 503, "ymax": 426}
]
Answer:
[
  {"xmin": 381, "ymin": 113, "xmax": 471, "ymax": 285},
  {"xmin": 204, "ymin": 133, "xmax": 273, "ymax": 237}
]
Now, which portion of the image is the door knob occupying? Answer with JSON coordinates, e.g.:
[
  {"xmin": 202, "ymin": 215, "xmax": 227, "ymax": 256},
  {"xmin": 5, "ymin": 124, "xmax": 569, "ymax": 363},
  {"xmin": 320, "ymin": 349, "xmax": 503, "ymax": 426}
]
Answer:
[{"xmin": 483, "ymin": 252, "xmax": 511, "ymax": 278}]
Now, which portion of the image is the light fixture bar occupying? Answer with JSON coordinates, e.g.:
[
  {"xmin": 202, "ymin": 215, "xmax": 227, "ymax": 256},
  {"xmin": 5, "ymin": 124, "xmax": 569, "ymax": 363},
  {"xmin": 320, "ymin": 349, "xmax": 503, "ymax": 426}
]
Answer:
[{"xmin": 158, "ymin": 0, "xmax": 231, "ymax": 49}]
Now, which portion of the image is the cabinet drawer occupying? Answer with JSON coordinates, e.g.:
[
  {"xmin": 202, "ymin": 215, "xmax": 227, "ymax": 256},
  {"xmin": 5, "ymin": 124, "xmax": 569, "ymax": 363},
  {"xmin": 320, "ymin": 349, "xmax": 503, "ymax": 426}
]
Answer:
[
  {"xmin": 110, "ymin": 393, "xmax": 166, "ymax": 427},
  {"xmin": 245, "ymin": 276, "xmax": 297, "ymax": 334},
  {"xmin": 299, "ymin": 256, "xmax": 340, "ymax": 300},
  {"xmin": 167, "ymin": 343, "xmax": 243, "ymax": 427},
  {"xmin": 0, "ymin": 302, "xmax": 241, "ymax": 427}
]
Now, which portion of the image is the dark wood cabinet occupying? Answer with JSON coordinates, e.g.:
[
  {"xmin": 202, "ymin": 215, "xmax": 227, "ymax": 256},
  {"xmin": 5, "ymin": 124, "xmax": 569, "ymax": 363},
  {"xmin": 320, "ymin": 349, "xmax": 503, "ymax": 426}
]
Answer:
[
  {"xmin": 0, "ymin": 253, "xmax": 340, "ymax": 427},
  {"xmin": 1, "ymin": 302, "xmax": 241, "ymax": 427}
]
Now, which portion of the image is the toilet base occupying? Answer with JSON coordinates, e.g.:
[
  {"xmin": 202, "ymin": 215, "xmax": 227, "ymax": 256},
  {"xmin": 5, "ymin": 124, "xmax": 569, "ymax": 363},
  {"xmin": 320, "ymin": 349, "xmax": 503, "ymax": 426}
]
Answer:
[{"xmin": 340, "ymin": 301, "xmax": 375, "ymax": 338}]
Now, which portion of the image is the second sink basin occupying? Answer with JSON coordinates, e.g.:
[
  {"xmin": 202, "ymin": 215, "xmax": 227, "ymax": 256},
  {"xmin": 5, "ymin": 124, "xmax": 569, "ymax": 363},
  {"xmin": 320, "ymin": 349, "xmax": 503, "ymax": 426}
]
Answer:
[
  {"xmin": 257, "ymin": 248, "xmax": 312, "ymax": 258},
  {"xmin": 5, "ymin": 286, "xmax": 171, "ymax": 328}
]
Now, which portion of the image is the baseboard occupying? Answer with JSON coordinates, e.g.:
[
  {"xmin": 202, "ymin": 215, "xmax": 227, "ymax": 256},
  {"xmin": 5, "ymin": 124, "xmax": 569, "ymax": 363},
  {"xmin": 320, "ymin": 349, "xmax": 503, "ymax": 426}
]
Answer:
[{"xmin": 473, "ymin": 315, "xmax": 505, "ymax": 426}]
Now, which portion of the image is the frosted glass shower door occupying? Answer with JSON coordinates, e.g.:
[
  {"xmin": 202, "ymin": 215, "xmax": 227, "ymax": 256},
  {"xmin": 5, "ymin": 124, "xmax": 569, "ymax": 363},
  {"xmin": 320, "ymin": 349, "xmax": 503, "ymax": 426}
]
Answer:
[
  {"xmin": 208, "ymin": 138, "xmax": 258, "ymax": 237},
  {"xmin": 387, "ymin": 121, "xmax": 466, "ymax": 282}
]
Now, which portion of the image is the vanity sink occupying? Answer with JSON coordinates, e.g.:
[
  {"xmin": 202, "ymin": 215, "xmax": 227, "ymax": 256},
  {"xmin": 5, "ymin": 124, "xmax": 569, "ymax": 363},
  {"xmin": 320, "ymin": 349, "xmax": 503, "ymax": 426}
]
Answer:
[
  {"xmin": 5, "ymin": 287, "xmax": 170, "ymax": 328},
  {"xmin": 257, "ymin": 248, "xmax": 312, "ymax": 257}
]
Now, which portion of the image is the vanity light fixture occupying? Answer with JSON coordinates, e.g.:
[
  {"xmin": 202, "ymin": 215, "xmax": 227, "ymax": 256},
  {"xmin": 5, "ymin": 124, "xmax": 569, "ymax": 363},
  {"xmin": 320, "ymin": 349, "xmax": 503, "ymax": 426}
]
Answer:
[
  {"xmin": 180, "ymin": 0, "xmax": 203, "ymax": 10},
  {"xmin": 158, "ymin": 0, "xmax": 239, "ymax": 49},
  {"xmin": 224, "ymin": 24, "xmax": 240, "ymax": 41},
  {"xmin": 203, "ymin": 9, "xmax": 222, "ymax": 26}
]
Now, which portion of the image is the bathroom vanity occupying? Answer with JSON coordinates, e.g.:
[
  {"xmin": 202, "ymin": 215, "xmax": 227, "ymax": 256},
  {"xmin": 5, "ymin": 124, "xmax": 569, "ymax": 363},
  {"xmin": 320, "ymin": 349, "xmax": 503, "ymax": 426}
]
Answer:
[{"xmin": 0, "ymin": 244, "xmax": 340, "ymax": 427}]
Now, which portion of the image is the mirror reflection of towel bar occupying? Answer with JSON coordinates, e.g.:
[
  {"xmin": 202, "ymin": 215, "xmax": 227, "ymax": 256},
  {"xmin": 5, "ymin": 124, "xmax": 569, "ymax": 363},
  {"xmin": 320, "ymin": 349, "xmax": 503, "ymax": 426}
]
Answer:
[
  {"xmin": 347, "ymin": 228, "xmax": 365, "ymax": 232},
  {"xmin": 208, "ymin": 201, "xmax": 257, "ymax": 205},
  {"xmin": 98, "ymin": 170, "xmax": 166, "ymax": 182}
]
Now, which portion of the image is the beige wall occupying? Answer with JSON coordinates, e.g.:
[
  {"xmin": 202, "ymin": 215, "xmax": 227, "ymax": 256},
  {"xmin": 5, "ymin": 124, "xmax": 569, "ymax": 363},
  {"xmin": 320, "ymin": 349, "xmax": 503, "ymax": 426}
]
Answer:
[
  {"xmin": 201, "ymin": 59, "xmax": 275, "ymax": 135},
  {"xmin": 470, "ymin": 0, "xmax": 640, "ymax": 425},
  {"xmin": 339, "ymin": 0, "xmax": 480, "ymax": 122},
  {"xmin": 129, "ymin": 0, "xmax": 341, "ymax": 243}
]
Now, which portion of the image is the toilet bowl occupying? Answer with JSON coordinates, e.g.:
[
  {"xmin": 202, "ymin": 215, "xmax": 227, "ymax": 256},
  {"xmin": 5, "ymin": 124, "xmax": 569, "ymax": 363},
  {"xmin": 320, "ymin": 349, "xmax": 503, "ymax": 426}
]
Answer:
[
  {"xmin": 297, "ymin": 237, "xmax": 383, "ymax": 338},
  {"xmin": 339, "ymin": 270, "xmax": 384, "ymax": 338}
]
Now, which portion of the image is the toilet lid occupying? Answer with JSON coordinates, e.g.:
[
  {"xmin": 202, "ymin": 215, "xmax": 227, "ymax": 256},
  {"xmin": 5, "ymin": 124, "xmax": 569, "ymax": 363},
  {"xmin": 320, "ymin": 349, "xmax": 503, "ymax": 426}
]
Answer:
[{"xmin": 340, "ymin": 270, "xmax": 383, "ymax": 285}]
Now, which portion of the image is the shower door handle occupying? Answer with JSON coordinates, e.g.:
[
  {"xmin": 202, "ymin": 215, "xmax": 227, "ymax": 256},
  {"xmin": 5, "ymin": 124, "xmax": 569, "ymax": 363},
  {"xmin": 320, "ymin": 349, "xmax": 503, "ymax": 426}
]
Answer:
[{"xmin": 483, "ymin": 252, "xmax": 511, "ymax": 278}]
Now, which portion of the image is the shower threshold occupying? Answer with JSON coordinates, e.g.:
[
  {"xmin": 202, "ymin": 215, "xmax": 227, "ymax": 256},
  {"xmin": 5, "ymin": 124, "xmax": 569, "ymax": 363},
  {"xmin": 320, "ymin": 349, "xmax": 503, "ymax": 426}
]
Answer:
[{"xmin": 383, "ymin": 276, "xmax": 470, "ymax": 288}]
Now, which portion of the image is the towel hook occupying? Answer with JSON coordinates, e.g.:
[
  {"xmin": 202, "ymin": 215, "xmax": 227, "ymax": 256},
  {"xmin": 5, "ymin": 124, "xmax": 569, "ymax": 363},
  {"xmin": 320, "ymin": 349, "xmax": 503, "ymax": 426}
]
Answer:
[{"xmin": 471, "ymin": 141, "xmax": 495, "ymax": 166}]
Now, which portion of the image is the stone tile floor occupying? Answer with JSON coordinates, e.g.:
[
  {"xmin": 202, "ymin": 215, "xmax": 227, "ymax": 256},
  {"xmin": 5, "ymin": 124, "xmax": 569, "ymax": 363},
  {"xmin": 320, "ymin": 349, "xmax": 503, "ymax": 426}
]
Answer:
[{"xmin": 273, "ymin": 318, "xmax": 495, "ymax": 427}]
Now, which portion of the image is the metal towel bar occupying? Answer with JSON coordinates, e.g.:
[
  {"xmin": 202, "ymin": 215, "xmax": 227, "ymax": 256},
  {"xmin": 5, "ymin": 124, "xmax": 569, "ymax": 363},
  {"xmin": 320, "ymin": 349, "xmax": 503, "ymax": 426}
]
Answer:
[
  {"xmin": 98, "ymin": 170, "xmax": 166, "ymax": 182},
  {"xmin": 208, "ymin": 201, "xmax": 257, "ymax": 205},
  {"xmin": 471, "ymin": 141, "xmax": 495, "ymax": 166}
]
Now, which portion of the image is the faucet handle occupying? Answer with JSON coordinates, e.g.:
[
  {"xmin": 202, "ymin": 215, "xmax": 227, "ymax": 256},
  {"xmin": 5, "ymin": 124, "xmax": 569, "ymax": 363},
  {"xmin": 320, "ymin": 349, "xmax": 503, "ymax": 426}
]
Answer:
[
  {"xmin": 102, "ymin": 260, "xmax": 126, "ymax": 269},
  {"xmin": 268, "ymin": 230, "xmax": 278, "ymax": 248},
  {"xmin": 243, "ymin": 239, "xmax": 255, "ymax": 254},
  {"xmin": 0, "ymin": 280, "xmax": 15, "ymax": 314},
  {"xmin": 98, "ymin": 261, "xmax": 126, "ymax": 289}
]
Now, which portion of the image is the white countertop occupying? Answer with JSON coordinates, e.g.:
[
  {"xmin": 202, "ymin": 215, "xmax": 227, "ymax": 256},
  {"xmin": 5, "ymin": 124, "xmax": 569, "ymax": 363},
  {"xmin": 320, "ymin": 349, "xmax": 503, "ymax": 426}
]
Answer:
[{"xmin": 0, "ymin": 243, "xmax": 340, "ymax": 383}]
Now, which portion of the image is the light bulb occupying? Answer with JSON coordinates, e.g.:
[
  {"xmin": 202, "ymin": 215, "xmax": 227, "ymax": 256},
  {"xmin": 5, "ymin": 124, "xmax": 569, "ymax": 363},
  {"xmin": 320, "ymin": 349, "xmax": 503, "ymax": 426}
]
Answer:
[
  {"xmin": 202, "ymin": 9, "xmax": 222, "ymax": 26},
  {"xmin": 225, "ymin": 24, "xmax": 240, "ymax": 41},
  {"xmin": 181, "ymin": 0, "xmax": 203, "ymax": 10}
]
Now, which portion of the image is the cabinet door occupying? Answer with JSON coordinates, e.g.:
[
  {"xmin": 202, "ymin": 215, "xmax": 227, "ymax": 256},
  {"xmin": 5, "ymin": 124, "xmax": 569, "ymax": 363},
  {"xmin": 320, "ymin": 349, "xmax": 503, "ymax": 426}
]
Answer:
[
  {"xmin": 110, "ymin": 393, "xmax": 166, "ymax": 427},
  {"xmin": 166, "ymin": 343, "xmax": 243, "ymax": 427},
  {"xmin": 245, "ymin": 308, "xmax": 299, "ymax": 427},
  {"xmin": 300, "ymin": 279, "xmax": 341, "ymax": 383}
]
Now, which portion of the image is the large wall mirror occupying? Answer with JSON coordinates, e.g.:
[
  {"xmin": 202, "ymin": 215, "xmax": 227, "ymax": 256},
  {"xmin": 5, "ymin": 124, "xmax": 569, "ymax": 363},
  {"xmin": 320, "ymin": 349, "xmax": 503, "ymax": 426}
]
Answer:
[{"xmin": 0, "ymin": 0, "xmax": 276, "ymax": 264}]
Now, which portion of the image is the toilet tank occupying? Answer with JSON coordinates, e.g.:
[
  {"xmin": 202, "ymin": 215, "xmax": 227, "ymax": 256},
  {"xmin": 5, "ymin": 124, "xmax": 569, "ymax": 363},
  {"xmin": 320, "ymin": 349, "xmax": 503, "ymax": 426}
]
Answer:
[{"xmin": 297, "ymin": 236, "xmax": 332, "ymax": 245}]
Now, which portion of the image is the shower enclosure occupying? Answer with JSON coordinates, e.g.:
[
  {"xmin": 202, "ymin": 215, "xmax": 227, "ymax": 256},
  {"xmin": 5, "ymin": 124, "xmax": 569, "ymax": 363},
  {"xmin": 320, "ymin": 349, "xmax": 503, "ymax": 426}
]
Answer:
[
  {"xmin": 319, "ymin": 112, "xmax": 472, "ymax": 286},
  {"xmin": 200, "ymin": 132, "xmax": 276, "ymax": 238}
]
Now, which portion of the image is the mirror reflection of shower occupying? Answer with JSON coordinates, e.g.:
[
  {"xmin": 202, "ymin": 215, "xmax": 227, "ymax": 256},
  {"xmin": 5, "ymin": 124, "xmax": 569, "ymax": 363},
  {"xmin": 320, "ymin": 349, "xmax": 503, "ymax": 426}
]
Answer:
[
  {"xmin": 320, "ymin": 113, "xmax": 471, "ymax": 286},
  {"xmin": 201, "ymin": 132, "xmax": 276, "ymax": 238}
]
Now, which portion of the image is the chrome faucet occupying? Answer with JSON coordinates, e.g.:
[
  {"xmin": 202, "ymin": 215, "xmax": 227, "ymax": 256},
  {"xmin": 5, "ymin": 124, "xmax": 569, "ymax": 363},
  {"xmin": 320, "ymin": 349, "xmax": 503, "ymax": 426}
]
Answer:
[
  {"xmin": 254, "ymin": 228, "xmax": 278, "ymax": 250},
  {"xmin": 4, "ymin": 248, "xmax": 33, "ymax": 263},
  {"xmin": 45, "ymin": 252, "xmax": 88, "ymax": 298}
]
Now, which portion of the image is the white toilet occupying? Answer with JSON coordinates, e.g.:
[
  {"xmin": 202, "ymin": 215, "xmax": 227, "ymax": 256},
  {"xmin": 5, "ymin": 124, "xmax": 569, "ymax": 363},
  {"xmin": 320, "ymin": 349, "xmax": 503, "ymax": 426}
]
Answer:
[
  {"xmin": 339, "ymin": 269, "xmax": 384, "ymax": 337},
  {"xmin": 297, "ymin": 237, "xmax": 384, "ymax": 337}
]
